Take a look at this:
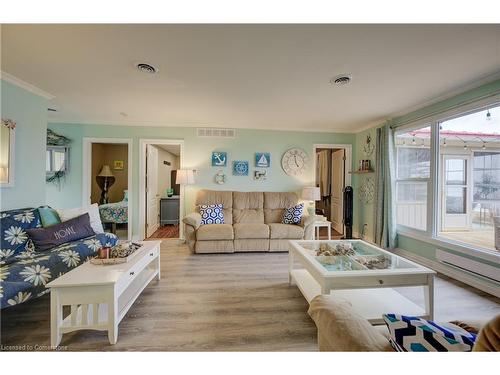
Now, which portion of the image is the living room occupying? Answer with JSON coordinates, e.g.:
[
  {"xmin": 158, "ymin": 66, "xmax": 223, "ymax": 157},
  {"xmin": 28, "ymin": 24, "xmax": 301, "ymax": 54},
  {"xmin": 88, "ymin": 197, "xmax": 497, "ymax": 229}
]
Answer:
[{"xmin": 1, "ymin": 2, "xmax": 499, "ymax": 374}]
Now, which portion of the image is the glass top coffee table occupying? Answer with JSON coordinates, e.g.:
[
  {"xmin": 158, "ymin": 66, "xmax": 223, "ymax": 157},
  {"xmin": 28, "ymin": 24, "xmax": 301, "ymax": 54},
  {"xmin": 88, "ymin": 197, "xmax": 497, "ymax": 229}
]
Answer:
[{"xmin": 289, "ymin": 240, "xmax": 436, "ymax": 324}]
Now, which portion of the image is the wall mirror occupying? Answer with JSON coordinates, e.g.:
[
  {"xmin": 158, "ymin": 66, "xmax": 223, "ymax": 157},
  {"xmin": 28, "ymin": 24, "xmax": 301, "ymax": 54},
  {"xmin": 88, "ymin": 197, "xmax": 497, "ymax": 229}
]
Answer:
[
  {"xmin": 46, "ymin": 146, "xmax": 69, "ymax": 174},
  {"xmin": 1, "ymin": 118, "xmax": 16, "ymax": 187},
  {"xmin": 46, "ymin": 129, "xmax": 71, "ymax": 185}
]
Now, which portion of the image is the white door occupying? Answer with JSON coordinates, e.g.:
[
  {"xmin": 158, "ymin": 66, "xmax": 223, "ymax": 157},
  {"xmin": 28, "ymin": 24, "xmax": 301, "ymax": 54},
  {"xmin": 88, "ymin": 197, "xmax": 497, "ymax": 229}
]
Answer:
[
  {"xmin": 441, "ymin": 154, "xmax": 471, "ymax": 231},
  {"xmin": 331, "ymin": 149, "xmax": 345, "ymax": 234},
  {"xmin": 146, "ymin": 145, "xmax": 159, "ymax": 237}
]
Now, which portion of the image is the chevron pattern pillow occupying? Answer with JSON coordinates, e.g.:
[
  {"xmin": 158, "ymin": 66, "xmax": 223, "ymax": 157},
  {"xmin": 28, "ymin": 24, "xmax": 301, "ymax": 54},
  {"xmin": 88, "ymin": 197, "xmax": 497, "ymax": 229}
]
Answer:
[
  {"xmin": 281, "ymin": 203, "xmax": 304, "ymax": 225},
  {"xmin": 199, "ymin": 204, "xmax": 224, "ymax": 225},
  {"xmin": 383, "ymin": 314, "xmax": 477, "ymax": 352}
]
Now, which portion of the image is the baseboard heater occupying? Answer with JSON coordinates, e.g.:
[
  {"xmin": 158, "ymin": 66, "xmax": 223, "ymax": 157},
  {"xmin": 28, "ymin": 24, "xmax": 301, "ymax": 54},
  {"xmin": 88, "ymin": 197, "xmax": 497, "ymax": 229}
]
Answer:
[{"xmin": 436, "ymin": 249, "xmax": 500, "ymax": 283}]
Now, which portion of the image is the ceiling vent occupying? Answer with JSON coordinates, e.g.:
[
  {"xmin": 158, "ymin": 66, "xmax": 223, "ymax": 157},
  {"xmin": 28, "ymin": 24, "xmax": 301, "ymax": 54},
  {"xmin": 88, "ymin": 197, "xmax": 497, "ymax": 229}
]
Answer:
[
  {"xmin": 136, "ymin": 62, "xmax": 158, "ymax": 74},
  {"xmin": 197, "ymin": 128, "xmax": 237, "ymax": 138},
  {"xmin": 330, "ymin": 74, "xmax": 352, "ymax": 86}
]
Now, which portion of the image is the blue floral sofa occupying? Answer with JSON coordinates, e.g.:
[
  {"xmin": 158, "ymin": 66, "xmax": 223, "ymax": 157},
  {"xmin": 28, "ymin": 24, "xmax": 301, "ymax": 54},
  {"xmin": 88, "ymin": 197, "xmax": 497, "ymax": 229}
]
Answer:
[{"xmin": 0, "ymin": 207, "xmax": 118, "ymax": 309}]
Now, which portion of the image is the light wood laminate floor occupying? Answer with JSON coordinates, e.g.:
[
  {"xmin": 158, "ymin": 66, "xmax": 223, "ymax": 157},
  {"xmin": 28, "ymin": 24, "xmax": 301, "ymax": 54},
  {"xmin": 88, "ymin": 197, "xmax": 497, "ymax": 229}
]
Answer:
[{"xmin": 1, "ymin": 240, "xmax": 499, "ymax": 351}]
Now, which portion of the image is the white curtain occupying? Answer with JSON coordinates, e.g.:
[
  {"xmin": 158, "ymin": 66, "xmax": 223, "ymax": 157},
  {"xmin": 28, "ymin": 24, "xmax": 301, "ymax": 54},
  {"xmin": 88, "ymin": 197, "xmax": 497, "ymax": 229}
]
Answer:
[{"xmin": 317, "ymin": 150, "xmax": 330, "ymax": 197}]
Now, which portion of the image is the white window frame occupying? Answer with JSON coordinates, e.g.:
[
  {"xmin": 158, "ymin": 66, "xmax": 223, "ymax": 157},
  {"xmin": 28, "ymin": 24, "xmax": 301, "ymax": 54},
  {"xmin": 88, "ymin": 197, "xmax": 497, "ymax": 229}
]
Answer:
[
  {"xmin": 394, "ymin": 125, "xmax": 432, "ymax": 235},
  {"xmin": 394, "ymin": 96, "xmax": 500, "ymax": 263}
]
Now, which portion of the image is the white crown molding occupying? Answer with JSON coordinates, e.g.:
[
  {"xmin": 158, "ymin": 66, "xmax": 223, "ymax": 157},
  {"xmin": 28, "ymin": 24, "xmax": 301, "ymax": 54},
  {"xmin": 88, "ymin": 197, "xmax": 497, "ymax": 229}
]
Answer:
[
  {"xmin": 47, "ymin": 117, "xmax": 357, "ymax": 134},
  {"xmin": 0, "ymin": 71, "xmax": 55, "ymax": 100}
]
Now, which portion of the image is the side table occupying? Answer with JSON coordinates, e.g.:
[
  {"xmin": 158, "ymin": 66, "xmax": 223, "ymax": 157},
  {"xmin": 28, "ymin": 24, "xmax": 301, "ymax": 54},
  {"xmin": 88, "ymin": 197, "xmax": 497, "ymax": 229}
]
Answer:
[{"xmin": 313, "ymin": 220, "xmax": 331, "ymax": 240}]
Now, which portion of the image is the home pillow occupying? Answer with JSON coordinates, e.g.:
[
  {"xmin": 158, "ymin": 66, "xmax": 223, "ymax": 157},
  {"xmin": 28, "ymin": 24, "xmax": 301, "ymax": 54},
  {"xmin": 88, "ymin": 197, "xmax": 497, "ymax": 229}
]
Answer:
[
  {"xmin": 56, "ymin": 203, "xmax": 104, "ymax": 234},
  {"xmin": 38, "ymin": 206, "xmax": 61, "ymax": 227},
  {"xmin": 383, "ymin": 314, "xmax": 477, "ymax": 352},
  {"xmin": 26, "ymin": 213, "xmax": 96, "ymax": 252},
  {"xmin": 200, "ymin": 204, "xmax": 224, "ymax": 225},
  {"xmin": 0, "ymin": 207, "xmax": 42, "ymax": 259},
  {"xmin": 282, "ymin": 203, "xmax": 304, "ymax": 225}
]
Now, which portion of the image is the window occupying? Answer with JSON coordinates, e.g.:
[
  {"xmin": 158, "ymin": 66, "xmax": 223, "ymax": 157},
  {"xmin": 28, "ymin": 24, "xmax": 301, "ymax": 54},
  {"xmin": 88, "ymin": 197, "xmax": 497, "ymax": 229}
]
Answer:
[
  {"xmin": 437, "ymin": 105, "xmax": 500, "ymax": 251},
  {"xmin": 395, "ymin": 126, "xmax": 431, "ymax": 231}
]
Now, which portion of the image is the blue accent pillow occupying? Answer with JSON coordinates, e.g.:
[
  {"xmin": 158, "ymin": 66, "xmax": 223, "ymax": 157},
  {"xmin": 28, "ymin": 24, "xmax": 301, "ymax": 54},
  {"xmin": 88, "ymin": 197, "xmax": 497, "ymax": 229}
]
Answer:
[
  {"xmin": 38, "ymin": 206, "xmax": 61, "ymax": 227},
  {"xmin": 281, "ymin": 203, "xmax": 304, "ymax": 225},
  {"xmin": 383, "ymin": 314, "xmax": 477, "ymax": 352},
  {"xmin": 0, "ymin": 207, "xmax": 42, "ymax": 259},
  {"xmin": 26, "ymin": 213, "xmax": 96, "ymax": 252},
  {"xmin": 199, "ymin": 204, "xmax": 224, "ymax": 225}
]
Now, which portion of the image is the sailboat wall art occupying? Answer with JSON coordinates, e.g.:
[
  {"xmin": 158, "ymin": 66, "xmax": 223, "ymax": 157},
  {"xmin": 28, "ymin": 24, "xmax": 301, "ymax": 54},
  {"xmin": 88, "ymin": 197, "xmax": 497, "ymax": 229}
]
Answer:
[{"xmin": 255, "ymin": 153, "xmax": 270, "ymax": 168}]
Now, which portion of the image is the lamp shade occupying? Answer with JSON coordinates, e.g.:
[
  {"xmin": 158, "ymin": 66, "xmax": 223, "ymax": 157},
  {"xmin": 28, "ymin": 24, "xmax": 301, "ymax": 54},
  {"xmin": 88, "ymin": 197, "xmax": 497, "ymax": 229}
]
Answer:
[
  {"xmin": 301, "ymin": 187, "xmax": 320, "ymax": 201},
  {"xmin": 98, "ymin": 165, "xmax": 114, "ymax": 177},
  {"xmin": 176, "ymin": 169, "xmax": 195, "ymax": 185},
  {"xmin": 0, "ymin": 166, "xmax": 8, "ymax": 182}
]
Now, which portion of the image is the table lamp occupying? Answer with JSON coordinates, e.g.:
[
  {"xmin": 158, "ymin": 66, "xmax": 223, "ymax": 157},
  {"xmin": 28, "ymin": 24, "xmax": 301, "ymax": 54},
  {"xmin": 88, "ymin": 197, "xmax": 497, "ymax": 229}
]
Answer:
[
  {"xmin": 301, "ymin": 187, "xmax": 320, "ymax": 216},
  {"xmin": 97, "ymin": 165, "xmax": 115, "ymax": 204}
]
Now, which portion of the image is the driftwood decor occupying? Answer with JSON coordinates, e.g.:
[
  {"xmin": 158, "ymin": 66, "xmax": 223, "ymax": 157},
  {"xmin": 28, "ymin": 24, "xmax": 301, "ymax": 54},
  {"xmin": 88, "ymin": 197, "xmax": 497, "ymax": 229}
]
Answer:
[{"xmin": 47, "ymin": 128, "xmax": 71, "ymax": 146}]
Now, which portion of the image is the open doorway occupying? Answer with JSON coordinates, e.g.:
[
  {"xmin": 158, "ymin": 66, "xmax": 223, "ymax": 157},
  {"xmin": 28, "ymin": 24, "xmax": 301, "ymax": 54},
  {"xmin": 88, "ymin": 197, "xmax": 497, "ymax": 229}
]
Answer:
[
  {"xmin": 314, "ymin": 144, "xmax": 352, "ymax": 239},
  {"xmin": 83, "ymin": 138, "xmax": 132, "ymax": 241},
  {"xmin": 139, "ymin": 140, "xmax": 184, "ymax": 240}
]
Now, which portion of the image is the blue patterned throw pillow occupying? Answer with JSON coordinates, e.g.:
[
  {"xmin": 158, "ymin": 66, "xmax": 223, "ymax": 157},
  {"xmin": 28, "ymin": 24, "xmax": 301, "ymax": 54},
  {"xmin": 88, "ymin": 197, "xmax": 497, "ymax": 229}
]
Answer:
[
  {"xmin": 0, "ymin": 208, "xmax": 42, "ymax": 261},
  {"xmin": 200, "ymin": 204, "xmax": 224, "ymax": 225},
  {"xmin": 281, "ymin": 203, "xmax": 304, "ymax": 225},
  {"xmin": 383, "ymin": 314, "xmax": 477, "ymax": 352}
]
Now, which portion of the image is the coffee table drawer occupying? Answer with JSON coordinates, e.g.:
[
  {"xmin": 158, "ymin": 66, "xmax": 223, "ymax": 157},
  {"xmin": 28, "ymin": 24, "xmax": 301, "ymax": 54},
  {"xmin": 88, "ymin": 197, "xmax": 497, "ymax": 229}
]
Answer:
[
  {"xmin": 116, "ymin": 245, "xmax": 159, "ymax": 293},
  {"xmin": 324, "ymin": 273, "xmax": 430, "ymax": 289}
]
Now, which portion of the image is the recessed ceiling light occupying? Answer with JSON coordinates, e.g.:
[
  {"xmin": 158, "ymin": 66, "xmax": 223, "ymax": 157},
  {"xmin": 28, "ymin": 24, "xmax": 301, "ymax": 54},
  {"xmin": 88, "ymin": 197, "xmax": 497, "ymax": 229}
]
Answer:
[
  {"xmin": 330, "ymin": 74, "xmax": 352, "ymax": 86},
  {"xmin": 135, "ymin": 62, "xmax": 159, "ymax": 74}
]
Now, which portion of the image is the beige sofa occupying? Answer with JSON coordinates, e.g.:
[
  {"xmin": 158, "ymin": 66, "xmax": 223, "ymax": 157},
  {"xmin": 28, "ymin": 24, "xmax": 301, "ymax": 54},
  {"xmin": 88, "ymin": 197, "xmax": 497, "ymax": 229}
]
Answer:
[
  {"xmin": 183, "ymin": 190, "xmax": 315, "ymax": 254},
  {"xmin": 308, "ymin": 295, "xmax": 497, "ymax": 351}
]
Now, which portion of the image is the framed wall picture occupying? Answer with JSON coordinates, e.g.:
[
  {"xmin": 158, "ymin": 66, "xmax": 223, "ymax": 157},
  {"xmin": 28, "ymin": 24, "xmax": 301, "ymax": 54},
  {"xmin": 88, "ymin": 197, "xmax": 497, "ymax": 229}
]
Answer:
[
  {"xmin": 114, "ymin": 160, "xmax": 124, "ymax": 170},
  {"xmin": 211, "ymin": 151, "xmax": 227, "ymax": 167},
  {"xmin": 255, "ymin": 152, "xmax": 270, "ymax": 168},
  {"xmin": 233, "ymin": 161, "xmax": 249, "ymax": 176}
]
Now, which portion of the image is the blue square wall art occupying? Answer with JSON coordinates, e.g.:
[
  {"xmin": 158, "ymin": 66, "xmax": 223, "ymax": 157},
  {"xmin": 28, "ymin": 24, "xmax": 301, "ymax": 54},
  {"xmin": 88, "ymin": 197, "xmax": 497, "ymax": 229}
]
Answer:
[
  {"xmin": 211, "ymin": 151, "xmax": 227, "ymax": 167},
  {"xmin": 255, "ymin": 153, "xmax": 271, "ymax": 167},
  {"xmin": 233, "ymin": 161, "xmax": 249, "ymax": 176}
]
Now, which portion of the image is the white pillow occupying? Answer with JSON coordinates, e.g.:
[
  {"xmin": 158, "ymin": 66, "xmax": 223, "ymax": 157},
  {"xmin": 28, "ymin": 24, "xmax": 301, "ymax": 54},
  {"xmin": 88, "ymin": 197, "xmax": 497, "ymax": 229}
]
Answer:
[{"xmin": 56, "ymin": 203, "xmax": 104, "ymax": 234}]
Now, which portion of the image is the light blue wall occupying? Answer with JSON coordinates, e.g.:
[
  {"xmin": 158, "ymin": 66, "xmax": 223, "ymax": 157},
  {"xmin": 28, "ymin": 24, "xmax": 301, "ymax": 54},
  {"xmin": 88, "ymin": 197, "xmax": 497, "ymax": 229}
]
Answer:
[
  {"xmin": 46, "ymin": 122, "xmax": 356, "ymax": 238},
  {"xmin": 352, "ymin": 126, "xmax": 377, "ymax": 240},
  {"xmin": 0, "ymin": 80, "xmax": 48, "ymax": 210}
]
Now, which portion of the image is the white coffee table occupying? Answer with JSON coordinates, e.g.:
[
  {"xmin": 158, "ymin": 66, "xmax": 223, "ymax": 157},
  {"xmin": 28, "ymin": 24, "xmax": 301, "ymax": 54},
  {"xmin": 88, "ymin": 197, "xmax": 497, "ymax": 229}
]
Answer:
[
  {"xmin": 289, "ymin": 239, "xmax": 436, "ymax": 324},
  {"xmin": 46, "ymin": 240, "xmax": 161, "ymax": 346}
]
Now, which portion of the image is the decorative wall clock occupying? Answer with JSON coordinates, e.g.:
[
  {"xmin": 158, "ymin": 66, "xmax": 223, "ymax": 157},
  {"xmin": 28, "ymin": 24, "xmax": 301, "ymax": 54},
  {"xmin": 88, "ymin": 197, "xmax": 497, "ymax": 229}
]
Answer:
[
  {"xmin": 281, "ymin": 148, "xmax": 308, "ymax": 176},
  {"xmin": 359, "ymin": 177, "xmax": 375, "ymax": 204}
]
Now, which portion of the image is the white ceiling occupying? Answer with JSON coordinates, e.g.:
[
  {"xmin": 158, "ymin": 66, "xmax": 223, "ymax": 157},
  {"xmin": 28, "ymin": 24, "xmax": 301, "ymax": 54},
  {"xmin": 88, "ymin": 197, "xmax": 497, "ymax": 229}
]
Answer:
[{"xmin": 2, "ymin": 24, "xmax": 500, "ymax": 133}]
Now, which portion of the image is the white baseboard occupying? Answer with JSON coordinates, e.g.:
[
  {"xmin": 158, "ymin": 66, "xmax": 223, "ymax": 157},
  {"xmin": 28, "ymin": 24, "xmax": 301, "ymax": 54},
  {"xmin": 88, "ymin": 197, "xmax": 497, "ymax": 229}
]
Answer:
[{"xmin": 393, "ymin": 248, "xmax": 500, "ymax": 298}]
